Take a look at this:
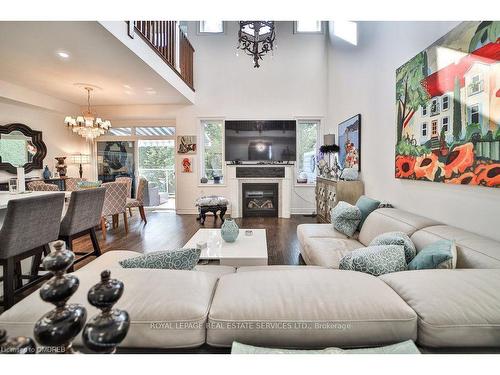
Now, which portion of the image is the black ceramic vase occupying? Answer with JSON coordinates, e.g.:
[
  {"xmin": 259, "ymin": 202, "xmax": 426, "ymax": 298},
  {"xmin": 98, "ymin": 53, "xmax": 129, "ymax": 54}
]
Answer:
[
  {"xmin": 33, "ymin": 241, "xmax": 87, "ymax": 354},
  {"xmin": 82, "ymin": 270, "xmax": 130, "ymax": 353}
]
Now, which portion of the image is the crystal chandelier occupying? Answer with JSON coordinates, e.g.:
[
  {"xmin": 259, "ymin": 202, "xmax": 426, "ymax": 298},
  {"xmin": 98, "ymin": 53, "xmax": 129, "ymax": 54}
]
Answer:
[
  {"xmin": 64, "ymin": 87, "xmax": 111, "ymax": 139},
  {"xmin": 237, "ymin": 21, "xmax": 275, "ymax": 68}
]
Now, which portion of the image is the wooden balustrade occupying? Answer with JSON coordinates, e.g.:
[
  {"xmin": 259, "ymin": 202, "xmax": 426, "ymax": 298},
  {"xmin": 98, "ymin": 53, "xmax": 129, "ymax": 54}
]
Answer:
[{"xmin": 131, "ymin": 21, "xmax": 195, "ymax": 91}]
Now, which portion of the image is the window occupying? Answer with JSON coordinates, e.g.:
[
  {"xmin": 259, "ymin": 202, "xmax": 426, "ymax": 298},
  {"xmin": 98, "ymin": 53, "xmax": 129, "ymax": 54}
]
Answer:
[
  {"xmin": 470, "ymin": 104, "xmax": 480, "ymax": 125},
  {"xmin": 296, "ymin": 120, "xmax": 319, "ymax": 184},
  {"xmin": 442, "ymin": 117, "xmax": 449, "ymax": 133},
  {"xmin": 135, "ymin": 126, "xmax": 175, "ymax": 136},
  {"xmin": 198, "ymin": 21, "xmax": 224, "ymax": 34},
  {"xmin": 294, "ymin": 21, "xmax": 323, "ymax": 34},
  {"xmin": 108, "ymin": 127, "xmax": 132, "ymax": 136},
  {"xmin": 468, "ymin": 74, "xmax": 483, "ymax": 95},
  {"xmin": 430, "ymin": 98, "xmax": 440, "ymax": 115},
  {"xmin": 422, "ymin": 122, "xmax": 428, "ymax": 137},
  {"xmin": 200, "ymin": 120, "xmax": 224, "ymax": 183},
  {"xmin": 422, "ymin": 105, "xmax": 427, "ymax": 116},
  {"xmin": 442, "ymin": 95, "xmax": 449, "ymax": 111},
  {"xmin": 332, "ymin": 21, "xmax": 357, "ymax": 45}
]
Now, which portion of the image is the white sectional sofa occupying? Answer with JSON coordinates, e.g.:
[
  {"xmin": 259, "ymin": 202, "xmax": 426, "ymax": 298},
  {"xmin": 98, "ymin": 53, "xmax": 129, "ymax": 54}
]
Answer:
[{"xmin": 0, "ymin": 208, "xmax": 499, "ymax": 351}]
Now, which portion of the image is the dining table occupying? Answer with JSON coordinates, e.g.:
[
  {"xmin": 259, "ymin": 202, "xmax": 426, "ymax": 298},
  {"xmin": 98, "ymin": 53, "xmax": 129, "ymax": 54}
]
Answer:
[{"xmin": 0, "ymin": 191, "xmax": 72, "ymax": 210}]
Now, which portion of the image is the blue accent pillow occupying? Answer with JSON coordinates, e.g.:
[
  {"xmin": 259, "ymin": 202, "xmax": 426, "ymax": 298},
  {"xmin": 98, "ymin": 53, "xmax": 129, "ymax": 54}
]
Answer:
[
  {"xmin": 331, "ymin": 201, "xmax": 362, "ymax": 238},
  {"xmin": 370, "ymin": 231, "xmax": 416, "ymax": 264},
  {"xmin": 339, "ymin": 245, "xmax": 407, "ymax": 276},
  {"xmin": 408, "ymin": 240, "xmax": 457, "ymax": 270},
  {"xmin": 119, "ymin": 248, "xmax": 201, "ymax": 270},
  {"xmin": 355, "ymin": 195, "xmax": 381, "ymax": 230}
]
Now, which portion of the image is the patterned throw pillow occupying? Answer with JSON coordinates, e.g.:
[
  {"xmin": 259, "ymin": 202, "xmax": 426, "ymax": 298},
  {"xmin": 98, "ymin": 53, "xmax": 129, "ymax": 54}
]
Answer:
[
  {"xmin": 119, "ymin": 248, "xmax": 201, "ymax": 270},
  {"xmin": 331, "ymin": 201, "xmax": 362, "ymax": 238},
  {"xmin": 370, "ymin": 231, "xmax": 416, "ymax": 264},
  {"xmin": 355, "ymin": 195, "xmax": 381, "ymax": 231},
  {"xmin": 339, "ymin": 245, "xmax": 407, "ymax": 276},
  {"xmin": 408, "ymin": 240, "xmax": 457, "ymax": 270}
]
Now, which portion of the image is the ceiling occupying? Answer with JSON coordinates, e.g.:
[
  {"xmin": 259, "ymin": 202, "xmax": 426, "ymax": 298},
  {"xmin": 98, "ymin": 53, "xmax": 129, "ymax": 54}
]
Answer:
[{"xmin": 0, "ymin": 21, "xmax": 191, "ymax": 106}]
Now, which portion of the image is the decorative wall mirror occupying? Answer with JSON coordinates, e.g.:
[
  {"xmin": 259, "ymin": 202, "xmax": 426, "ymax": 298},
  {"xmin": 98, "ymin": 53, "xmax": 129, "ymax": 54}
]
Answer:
[{"xmin": 0, "ymin": 123, "xmax": 47, "ymax": 174}]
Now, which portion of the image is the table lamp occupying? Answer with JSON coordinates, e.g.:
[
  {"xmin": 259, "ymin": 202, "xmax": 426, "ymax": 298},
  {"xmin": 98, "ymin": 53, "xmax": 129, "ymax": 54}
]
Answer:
[{"xmin": 69, "ymin": 153, "xmax": 90, "ymax": 179}]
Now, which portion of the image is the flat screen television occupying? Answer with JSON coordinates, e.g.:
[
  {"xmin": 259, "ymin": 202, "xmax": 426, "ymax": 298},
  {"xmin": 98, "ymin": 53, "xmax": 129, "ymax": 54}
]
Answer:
[{"xmin": 225, "ymin": 120, "xmax": 296, "ymax": 162}]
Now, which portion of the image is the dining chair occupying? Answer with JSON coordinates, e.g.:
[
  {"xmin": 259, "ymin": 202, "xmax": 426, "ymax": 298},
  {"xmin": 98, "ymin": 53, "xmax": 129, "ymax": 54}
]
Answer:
[
  {"xmin": 65, "ymin": 178, "xmax": 86, "ymax": 191},
  {"xmin": 125, "ymin": 177, "xmax": 148, "ymax": 224},
  {"xmin": 0, "ymin": 193, "xmax": 65, "ymax": 310},
  {"xmin": 59, "ymin": 188, "xmax": 106, "ymax": 267},
  {"xmin": 101, "ymin": 182, "xmax": 128, "ymax": 240},
  {"xmin": 27, "ymin": 181, "xmax": 59, "ymax": 191},
  {"xmin": 115, "ymin": 176, "xmax": 133, "ymax": 216}
]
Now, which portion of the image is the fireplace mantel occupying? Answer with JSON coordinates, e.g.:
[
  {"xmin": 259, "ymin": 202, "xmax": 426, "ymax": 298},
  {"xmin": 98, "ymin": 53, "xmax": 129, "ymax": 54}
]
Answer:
[{"xmin": 227, "ymin": 165, "xmax": 293, "ymax": 218}]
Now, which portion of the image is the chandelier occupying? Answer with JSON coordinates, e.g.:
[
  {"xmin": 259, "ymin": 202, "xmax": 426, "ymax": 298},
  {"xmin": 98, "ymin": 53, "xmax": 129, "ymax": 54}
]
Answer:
[
  {"xmin": 64, "ymin": 87, "xmax": 111, "ymax": 139},
  {"xmin": 237, "ymin": 21, "xmax": 276, "ymax": 68}
]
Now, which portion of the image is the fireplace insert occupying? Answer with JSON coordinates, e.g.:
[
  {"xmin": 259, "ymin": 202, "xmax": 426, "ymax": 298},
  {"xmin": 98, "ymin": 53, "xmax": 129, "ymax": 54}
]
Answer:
[{"xmin": 242, "ymin": 183, "xmax": 278, "ymax": 217}]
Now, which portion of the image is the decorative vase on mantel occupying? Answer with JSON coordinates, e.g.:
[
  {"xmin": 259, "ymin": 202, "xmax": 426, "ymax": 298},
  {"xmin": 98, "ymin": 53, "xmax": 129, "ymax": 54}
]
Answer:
[
  {"xmin": 42, "ymin": 165, "xmax": 52, "ymax": 180},
  {"xmin": 221, "ymin": 218, "xmax": 239, "ymax": 243}
]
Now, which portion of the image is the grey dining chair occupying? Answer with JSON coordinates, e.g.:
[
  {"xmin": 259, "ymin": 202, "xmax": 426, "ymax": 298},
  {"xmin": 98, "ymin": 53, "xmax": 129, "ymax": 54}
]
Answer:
[
  {"xmin": 58, "ymin": 188, "xmax": 106, "ymax": 267},
  {"xmin": 0, "ymin": 193, "xmax": 65, "ymax": 310}
]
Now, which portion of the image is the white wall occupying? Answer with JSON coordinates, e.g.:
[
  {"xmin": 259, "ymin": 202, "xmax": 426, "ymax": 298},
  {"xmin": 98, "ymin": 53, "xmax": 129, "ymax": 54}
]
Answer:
[
  {"xmin": 0, "ymin": 98, "xmax": 90, "ymax": 182},
  {"xmin": 326, "ymin": 21, "xmax": 500, "ymax": 241},
  {"xmin": 96, "ymin": 21, "xmax": 328, "ymax": 214}
]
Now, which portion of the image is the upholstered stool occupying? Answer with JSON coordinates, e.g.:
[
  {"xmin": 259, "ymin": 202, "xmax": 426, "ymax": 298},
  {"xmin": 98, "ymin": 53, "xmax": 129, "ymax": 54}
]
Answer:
[{"xmin": 195, "ymin": 196, "xmax": 229, "ymax": 225}]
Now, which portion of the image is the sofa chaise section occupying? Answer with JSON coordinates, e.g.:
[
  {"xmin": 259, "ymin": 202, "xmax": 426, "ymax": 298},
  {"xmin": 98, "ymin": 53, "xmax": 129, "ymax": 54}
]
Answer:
[
  {"xmin": 207, "ymin": 268, "xmax": 417, "ymax": 348},
  {"xmin": 380, "ymin": 269, "xmax": 500, "ymax": 348},
  {"xmin": 0, "ymin": 250, "xmax": 236, "ymax": 349}
]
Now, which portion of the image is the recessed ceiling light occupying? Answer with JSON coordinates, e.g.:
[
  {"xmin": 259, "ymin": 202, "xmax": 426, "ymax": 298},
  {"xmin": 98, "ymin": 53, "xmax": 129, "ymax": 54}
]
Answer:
[
  {"xmin": 145, "ymin": 90, "xmax": 157, "ymax": 95},
  {"xmin": 56, "ymin": 51, "xmax": 70, "ymax": 59},
  {"xmin": 123, "ymin": 84, "xmax": 132, "ymax": 89}
]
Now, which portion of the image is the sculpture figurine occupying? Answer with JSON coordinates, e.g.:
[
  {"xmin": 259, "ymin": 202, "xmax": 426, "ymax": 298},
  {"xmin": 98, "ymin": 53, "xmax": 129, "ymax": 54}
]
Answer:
[
  {"xmin": 33, "ymin": 240, "xmax": 87, "ymax": 354},
  {"xmin": 54, "ymin": 157, "xmax": 67, "ymax": 177},
  {"xmin": 82, "ymin": 270, "xmax": 130, "ymax": 353}
]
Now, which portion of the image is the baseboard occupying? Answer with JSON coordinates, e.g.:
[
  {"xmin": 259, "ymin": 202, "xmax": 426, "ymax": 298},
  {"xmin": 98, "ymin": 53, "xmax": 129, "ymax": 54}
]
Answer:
[
  {"xmin": 291, "ymin": 208, "xmax": 316, "ymax": 215},
  {"xmin": 176, "ymin": 208, "xmax": 199, "ymax": 215}
]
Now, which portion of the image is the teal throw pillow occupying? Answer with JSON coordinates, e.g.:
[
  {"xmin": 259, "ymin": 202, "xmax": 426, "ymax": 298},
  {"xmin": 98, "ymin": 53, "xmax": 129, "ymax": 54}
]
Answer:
[
  {"xmin": 339, "ymin": 245, "xmax": 407, "ymax": 276},
  {"xmin": 331, "ymin": 201, "xmax": 362, "ymax": 238},
  {"xmin": 408, "ymin": 240, "xmax": 457, "ymax": 270},
  {"xmin": 370, "ymin": 231, "xmax": 416, "ymax": 263},
  {"xmin": 119, "ymin": 248, "xmax": 201, "ymax": 270},
  {"xmin": 355, "ymin": 195, "xmax": 381, "ymax": 230}
]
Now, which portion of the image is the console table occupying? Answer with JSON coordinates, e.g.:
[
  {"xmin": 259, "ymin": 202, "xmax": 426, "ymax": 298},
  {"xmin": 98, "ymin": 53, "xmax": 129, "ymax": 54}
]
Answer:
[{"xmin": 315, "ymin": 177, "xmax": 364, "ymax": 223}]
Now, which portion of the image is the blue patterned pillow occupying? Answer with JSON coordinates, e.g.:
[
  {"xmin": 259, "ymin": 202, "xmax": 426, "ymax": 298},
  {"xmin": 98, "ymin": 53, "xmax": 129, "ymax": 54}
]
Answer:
[
  {"xmin": 339, "ymin": 245, "xmax": 407, "ymax": 276},
  {"xmin": 370, "ymin": 231, "xmax": 416, "ymax": 264},
  {"xmin": 355, "ymin": 196, "xmax": 381, "ymax": 230},
  {"xmin": 408, "ymin": 240, "xmax": 457, "ymax": 270},
  {"xmin": 331, "ymin": 201, "xmax": 362, "ymax": 237},
  {"xmin": 119, "ymin": 248, "xmax": 201, "ymax": 270}
]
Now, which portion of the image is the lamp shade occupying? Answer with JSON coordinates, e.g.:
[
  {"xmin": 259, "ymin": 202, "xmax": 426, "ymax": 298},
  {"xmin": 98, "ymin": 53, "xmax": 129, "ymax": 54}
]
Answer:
[
  {"xmin": 69, "ymin": 154, "xmax": 90, "ymax": 164},
  {"xmin": 324, "ymin": 134, "xmax": 336, "ymax": 145}
]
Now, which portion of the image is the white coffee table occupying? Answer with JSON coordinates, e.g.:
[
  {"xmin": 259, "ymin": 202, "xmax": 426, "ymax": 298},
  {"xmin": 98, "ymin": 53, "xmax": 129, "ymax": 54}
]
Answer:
[{"xmin": 183, "ymin": 228, "xmax": 268, "ymax": 267}]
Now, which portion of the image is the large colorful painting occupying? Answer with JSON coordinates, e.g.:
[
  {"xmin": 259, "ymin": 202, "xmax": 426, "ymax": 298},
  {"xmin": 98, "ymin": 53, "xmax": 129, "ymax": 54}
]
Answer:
[
  {"xmin": 338, "ymin": 114, "xmax": 361, "ymax": 171},
  {"xmin": 395, "ymin": 21, "xmax": 500, "ymax": 188}
]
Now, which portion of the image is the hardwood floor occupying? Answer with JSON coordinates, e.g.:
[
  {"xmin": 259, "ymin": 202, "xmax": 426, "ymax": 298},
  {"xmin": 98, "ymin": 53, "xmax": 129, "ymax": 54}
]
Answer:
[{"xmin": 72, "ymin": 211, "xmax": 317, "ymax": 269}]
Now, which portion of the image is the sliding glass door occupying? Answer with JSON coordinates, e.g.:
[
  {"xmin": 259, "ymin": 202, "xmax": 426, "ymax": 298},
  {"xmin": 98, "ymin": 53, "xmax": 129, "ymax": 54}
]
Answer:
[{"xmin": 97, "ymin": 140, "xmax": 136, "ymax": 193}]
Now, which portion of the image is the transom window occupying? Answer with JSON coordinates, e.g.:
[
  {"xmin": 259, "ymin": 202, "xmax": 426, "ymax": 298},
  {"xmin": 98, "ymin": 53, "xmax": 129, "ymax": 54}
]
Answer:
[
  {"xmin": 296, "ymin": 120, "xmax": 320, "ymax": 184},
  {"xmin": 135, "ymin": 127, "xmax": 175, "ymax": 136},
  {"xmin": 198, "ymin": 21, "xmax": 224, "ymax": 34},
  {"xmin": 108, "ymin": 127, "xmax": 132, "ymax": 136},
  {"xmin": 294, "ymin": 21, "xmax": 323, "ymax": 33},
  {"xmin": 442, "ymin": 95, "xmax": 449, "ymax": 111},
  {"xmin": 200, "ymin": 120, "xmax": 224, "ymax": 183}
]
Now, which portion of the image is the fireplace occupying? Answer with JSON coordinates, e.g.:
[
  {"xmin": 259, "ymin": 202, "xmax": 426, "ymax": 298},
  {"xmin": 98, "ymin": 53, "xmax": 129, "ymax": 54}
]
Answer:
[{"xmin": 242, "ymin": 183, "xmax": 279, "ymax": 217}]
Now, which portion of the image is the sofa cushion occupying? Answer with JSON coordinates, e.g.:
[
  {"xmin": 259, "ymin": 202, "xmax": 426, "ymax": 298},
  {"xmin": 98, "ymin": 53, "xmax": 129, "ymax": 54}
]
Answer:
[
  {"xmin": 359, "ymin": 208, "xmax": 439, "ymax": 246},
  {"xmin": 380, "ymin": 269, "xmax": 500, "ymax": 348},
  {"xmin": 410, "ymin": 225, "xmax": 500, "ymax": 269},
  {"xmin": 0, "ymin": 251, "xmax": 225, "ymax": 349},
  {"xmin": 297, "ymin": 223, "xmax": 350, "ymax": 245},
  {"xmin": 408, "ymin": 240, "xmax": 457, "ymax": 270},
  {"xmin": 339, "ymin": 245, "xmax": 407, "ymax": 276},
  {"xmin": 237, "ymin": 265, "xmax": 324, "ymax": 272},
  {"xmin": 369, "ymin": 231, "xmax": 416, "ymax": 264},
  {"xmin": 301, "ymin": 237, "xmax": 364, "ymax": 268},
  {"xmin": 207, "ymin": 269, "xmax": 417, "ymax": 348}
]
